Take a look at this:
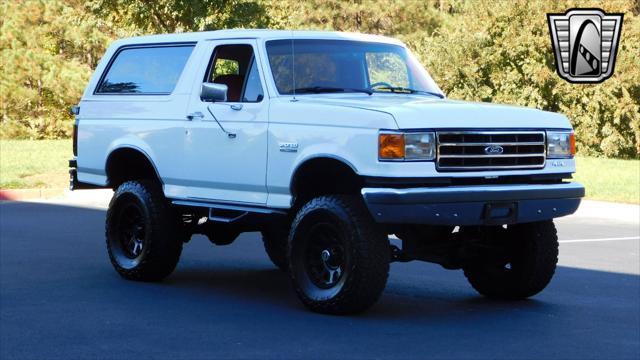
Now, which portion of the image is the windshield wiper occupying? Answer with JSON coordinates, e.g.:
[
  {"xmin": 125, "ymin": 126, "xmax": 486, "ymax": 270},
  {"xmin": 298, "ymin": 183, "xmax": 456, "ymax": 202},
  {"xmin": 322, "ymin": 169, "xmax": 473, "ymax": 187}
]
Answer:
[
  {"xmin": 372, "ymin": 86, "xmax": 444, "ymax": 99},
  {"xmin": 292, "ymin": 86, "xmax": 373, "ymax": 95}
]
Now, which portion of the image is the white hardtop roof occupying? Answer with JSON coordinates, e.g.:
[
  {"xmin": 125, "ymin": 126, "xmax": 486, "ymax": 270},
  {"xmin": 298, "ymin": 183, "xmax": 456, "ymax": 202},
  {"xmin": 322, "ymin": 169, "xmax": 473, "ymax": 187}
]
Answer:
[{"xmin": 111, "ymin": 29, "xmax": 405, "ymax": 47}]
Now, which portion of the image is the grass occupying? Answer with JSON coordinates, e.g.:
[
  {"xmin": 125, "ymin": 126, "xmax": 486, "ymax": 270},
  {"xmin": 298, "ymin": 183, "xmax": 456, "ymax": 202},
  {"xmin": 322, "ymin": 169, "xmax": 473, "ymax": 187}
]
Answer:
[
  {"xmin": 1, "ymin": 140, "xmax": 639, "ymax": 204},
  {"xmin": 0, "ymin": 139, "xmax": 72, "ymax": 189},
  {"xmin": 573, "ymin": 156, "xmax": 640, "ymax": 204}
]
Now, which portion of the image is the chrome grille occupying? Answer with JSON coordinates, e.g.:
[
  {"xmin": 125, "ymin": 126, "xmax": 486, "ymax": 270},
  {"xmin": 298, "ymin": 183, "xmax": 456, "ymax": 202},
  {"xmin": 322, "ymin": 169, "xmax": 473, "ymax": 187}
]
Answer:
[{"xmin": 437, "ymin": 131, "xmax": 546, "ymax": 171}]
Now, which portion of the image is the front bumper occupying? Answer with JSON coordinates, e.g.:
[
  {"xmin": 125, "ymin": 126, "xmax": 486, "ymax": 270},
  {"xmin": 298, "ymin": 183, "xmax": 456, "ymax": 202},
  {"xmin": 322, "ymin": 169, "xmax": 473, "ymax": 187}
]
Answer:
[{"xmin": 361, "ymin": 182, "xmax": 584, "ymax": 226}]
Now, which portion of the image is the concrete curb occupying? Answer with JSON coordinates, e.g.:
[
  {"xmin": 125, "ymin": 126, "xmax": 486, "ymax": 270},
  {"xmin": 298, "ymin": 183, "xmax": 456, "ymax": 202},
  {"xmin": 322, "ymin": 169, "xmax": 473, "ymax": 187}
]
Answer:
[
  {"xmin": 0, "ymin": 188, "xmax": 65, "ymax": 201},
  {"xmin": 59, "ymin": 189, "xmax": 113, "ymax": 208}
]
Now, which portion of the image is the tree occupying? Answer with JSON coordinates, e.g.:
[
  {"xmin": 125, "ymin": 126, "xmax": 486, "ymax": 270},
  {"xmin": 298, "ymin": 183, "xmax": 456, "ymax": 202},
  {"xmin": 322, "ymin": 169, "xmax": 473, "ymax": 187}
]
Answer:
[
  {"xmin": 1, "ymin": 0, "xmax": 638, "ymax": 157},
  {"xmin": 411, "ymin": 0, "xmax": 639, "ymax": 157},
  {"xmin": 266, "ymin": 0, "xmax": 448, "ymax": 36},
  {"xmin": 88, "ymin": 0, "xmax": 271, "ymax": 34},
  {"xmin": 0, "ymin": 0, "xmax": 271, "ymax": 139},
  {"xmin": 1, "ymin": 0, "xmax": 118, "ymax": 138}
]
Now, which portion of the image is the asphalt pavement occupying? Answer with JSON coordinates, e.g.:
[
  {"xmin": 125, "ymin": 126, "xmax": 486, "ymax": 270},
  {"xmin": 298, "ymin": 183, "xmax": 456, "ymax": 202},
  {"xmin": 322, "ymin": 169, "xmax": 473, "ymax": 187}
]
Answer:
[{"xmin": 1, "ymin": 199, "xmax": 638, "ymax": 359}]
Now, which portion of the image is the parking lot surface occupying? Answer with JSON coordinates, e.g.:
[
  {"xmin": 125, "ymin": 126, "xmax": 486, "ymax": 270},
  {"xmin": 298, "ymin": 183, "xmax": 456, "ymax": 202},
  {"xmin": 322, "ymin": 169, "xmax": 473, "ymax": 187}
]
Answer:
[{"xmin": 1, "ymin": 200, "xmax": 638, "ymax": 359}]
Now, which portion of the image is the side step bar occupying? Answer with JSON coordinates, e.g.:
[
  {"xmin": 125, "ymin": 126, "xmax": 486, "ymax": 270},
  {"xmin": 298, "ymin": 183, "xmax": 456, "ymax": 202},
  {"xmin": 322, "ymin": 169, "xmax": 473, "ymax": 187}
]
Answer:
[
  {"xmin": 171, "ymin": 199, "xmax": 287, "ymax": 223},
  {"xmin": 208, "ymin": 209, "xmax": 249, "ymax": 223}
]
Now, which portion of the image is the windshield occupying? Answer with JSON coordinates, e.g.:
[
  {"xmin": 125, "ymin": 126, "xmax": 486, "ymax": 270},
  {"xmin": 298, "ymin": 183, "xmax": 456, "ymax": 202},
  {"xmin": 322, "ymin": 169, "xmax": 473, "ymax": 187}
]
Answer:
[{"xmin": 265, "ymin": 39, "xmax": 443, "ymax": 97}]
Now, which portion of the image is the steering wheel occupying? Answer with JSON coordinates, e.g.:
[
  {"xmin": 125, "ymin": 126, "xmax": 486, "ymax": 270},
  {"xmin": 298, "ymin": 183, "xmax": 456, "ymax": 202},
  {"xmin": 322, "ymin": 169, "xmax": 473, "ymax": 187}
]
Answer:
[{"xmin": 369, "ymin": 81, "xmax": 393, "ymax": 90}]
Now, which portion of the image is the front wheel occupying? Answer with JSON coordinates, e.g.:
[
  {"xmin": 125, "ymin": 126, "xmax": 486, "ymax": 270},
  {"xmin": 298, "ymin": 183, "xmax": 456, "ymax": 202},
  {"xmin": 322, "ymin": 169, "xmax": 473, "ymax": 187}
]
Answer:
[
  {"xmin": 463, "ymin": 220, "xmax": 559, "ymax": 299},
  {"xmin": 288, "ymin": 195, "xmax": 390, "ymax": 315}
]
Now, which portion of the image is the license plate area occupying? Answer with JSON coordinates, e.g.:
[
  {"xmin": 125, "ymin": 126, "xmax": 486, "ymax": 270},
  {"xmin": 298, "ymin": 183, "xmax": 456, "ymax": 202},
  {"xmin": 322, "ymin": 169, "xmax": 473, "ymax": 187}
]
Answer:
[{"xmin": 483, "ymin": 202, "xmax": 518, "ymax": 225}]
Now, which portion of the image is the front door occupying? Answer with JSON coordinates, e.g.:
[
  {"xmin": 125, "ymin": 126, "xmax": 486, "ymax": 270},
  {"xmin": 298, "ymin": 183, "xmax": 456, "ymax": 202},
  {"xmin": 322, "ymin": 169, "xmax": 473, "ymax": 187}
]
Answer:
[{"xmin": 181, "ymin": 39, "xmax": 269, "ymax": 204}]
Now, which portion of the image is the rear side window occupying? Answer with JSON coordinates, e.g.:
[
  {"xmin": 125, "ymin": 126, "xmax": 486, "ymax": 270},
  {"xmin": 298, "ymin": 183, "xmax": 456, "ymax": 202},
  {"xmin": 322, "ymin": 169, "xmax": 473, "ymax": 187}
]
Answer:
[{"xmin": 96, "ymin": 45, "xmax": 194, "ymax": 94}]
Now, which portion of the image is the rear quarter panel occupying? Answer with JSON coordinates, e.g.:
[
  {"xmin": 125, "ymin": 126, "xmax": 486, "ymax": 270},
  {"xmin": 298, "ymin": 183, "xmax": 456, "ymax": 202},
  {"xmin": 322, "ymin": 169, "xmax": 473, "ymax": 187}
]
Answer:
[{"xmin": 76, "ymin": 40, "xmax": 207, "ymax": 190}]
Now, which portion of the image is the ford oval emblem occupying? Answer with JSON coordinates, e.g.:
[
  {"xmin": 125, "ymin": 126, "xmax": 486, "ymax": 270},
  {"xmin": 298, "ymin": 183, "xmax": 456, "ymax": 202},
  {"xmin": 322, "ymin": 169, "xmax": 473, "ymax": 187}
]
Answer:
[{"xmin": 484, "ymin": 145, "xmax": 504, "ymax": 155}]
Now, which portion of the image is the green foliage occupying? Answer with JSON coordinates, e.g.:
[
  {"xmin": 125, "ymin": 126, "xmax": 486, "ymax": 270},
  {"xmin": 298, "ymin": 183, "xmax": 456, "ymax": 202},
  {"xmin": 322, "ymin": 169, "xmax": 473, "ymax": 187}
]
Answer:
[
  {"xmin": 88, "ymin": 0, "xmax": 271, "ymax": 34},
  {"xmin": 1, "ymin": 0, "xmax": 638, "ymax": 158},
  {"xmin": 267, "ymin": 0, "xmax": 448, "ymax": 36},
  {"xmin": 214, "ymin": 59, "xmax": 240, "ymax": 77},
  {"xmin": 269, "ymin": 0, "xmax": 639, "ymax": 158},
  {"xmin": 405, "ymin": 0, "xmax": 639, "ymax": 158},
  {"xmin": 1, "ymin": 0, "xmax": 119, "ymax": 139}
]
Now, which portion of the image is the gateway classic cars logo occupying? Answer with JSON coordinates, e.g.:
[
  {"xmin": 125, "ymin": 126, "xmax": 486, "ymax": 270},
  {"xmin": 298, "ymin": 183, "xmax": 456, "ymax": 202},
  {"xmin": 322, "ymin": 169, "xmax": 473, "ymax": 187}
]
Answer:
[{"xmin": 547, "ymin": 8, "xmax": 623, "ymax": 83}]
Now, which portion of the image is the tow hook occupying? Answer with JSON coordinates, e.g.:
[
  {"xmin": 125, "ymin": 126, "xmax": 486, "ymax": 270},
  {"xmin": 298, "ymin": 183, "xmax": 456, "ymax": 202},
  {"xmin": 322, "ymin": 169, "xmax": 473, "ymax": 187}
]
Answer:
[{"xmin": 390, "ymin": 245, "xmax": 411, "ymax": 263}]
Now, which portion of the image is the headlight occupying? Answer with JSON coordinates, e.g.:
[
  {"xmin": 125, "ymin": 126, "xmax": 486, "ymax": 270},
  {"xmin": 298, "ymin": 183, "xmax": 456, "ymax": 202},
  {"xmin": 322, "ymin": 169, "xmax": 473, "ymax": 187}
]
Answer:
[
  {"xmin": 547, "ymin": 131, "xmax": 575, "ymax": 158},
  {"xmin": 379, "ymin": 131, "xmax": 436, "ymax": 161}
]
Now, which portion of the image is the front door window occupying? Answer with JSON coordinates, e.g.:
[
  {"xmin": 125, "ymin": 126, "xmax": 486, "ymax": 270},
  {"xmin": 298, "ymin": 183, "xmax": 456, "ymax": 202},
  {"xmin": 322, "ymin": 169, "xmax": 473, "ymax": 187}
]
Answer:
[{"xmin": 206, "ymin": 45, "xmax": 264, "ymax": 102}]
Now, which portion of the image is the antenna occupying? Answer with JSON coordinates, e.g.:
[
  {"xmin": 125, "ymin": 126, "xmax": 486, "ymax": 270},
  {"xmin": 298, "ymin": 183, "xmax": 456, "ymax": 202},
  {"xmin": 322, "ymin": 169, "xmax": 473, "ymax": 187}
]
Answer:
[{"xmin": 291, "ymin": 30, "xmax": 297, "ymax": 102}]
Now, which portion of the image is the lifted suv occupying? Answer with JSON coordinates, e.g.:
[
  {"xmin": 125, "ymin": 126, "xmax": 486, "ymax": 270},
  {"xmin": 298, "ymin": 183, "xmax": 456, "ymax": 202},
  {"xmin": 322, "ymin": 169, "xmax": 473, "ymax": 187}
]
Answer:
[{"xmin": 70, "ymin": 30, "xmax": 584, "ymax": 314}]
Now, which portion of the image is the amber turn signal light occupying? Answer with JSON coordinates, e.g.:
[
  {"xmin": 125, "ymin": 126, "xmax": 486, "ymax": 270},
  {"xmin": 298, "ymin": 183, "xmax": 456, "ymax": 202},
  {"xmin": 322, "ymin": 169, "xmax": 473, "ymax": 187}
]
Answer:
[
  {"xmin": 569, "ymin": 132, "xmax": 576, "ymax": 155},
  {"xmin": 379, "ymin": 133, "xmax": 405, "ymax": 159}
]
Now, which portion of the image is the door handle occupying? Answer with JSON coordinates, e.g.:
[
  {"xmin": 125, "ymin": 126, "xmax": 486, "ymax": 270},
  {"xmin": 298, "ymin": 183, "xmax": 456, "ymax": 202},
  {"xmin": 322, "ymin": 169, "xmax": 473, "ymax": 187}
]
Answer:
[{"xmin": 186, "ymin": 111, "xmax": 204, "ymax": 120}]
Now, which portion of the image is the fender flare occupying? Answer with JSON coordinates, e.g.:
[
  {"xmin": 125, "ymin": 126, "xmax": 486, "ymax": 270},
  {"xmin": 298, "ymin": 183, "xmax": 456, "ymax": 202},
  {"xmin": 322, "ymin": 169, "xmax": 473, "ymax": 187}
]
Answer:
[
  {"xmin": 289, "ymin": 154, "xmax": 360, "ymax": 196},
  {"xmin": 104, "ymin": 145, "xmax": 163, "ymax": 186}
]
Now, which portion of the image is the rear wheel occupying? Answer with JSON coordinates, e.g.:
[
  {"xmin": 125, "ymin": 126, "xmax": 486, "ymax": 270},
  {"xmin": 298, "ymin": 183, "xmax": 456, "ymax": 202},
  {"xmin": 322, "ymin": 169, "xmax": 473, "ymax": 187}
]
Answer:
[
  {"xmin": 106, "ymin": 180, "xmax": 182, "ymax": 281},
  {"xmin": 288, "ymin": 195, "xmax": 390, "ymax": 315},
  {"xmin": 463, "ymin": 220, "xmax": 558, "ymax": 299}
]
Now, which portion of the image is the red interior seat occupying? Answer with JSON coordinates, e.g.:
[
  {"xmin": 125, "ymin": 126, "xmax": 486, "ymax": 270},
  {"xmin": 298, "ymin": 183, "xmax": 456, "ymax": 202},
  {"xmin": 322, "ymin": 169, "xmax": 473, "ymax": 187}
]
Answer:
[{"xmin": 214, "ymin": 74, "xmax": 244, "ymax": 102}]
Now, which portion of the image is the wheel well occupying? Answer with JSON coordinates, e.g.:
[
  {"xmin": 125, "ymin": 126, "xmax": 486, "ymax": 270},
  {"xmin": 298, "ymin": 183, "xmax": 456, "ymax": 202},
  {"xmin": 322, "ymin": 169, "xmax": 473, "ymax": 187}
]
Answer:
[
  {"xmin": 291, "ymin": 158, "xmax": 363, "ymax": 207},
  {"xmin": 105, "ymin": 148, "xmax": 161, "ymax": 189}
]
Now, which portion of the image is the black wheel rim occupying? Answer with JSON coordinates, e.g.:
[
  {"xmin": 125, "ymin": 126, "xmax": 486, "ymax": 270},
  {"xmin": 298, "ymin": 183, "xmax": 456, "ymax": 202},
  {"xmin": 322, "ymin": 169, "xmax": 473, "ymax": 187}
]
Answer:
[
  {"xmin": 109, "ymin": 195, "xmax": 148, "ymax": 269},
  {"xmin": 118, "ymin": 203, "xmax": 146, "ymax": 259},
  {"xmin": 304, "ymin": 222, "xmax": 346, "ymax": 289}
]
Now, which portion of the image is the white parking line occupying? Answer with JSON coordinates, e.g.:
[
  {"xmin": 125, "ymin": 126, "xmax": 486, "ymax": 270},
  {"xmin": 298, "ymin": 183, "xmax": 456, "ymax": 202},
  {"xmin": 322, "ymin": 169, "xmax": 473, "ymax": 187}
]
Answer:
[
  {"xmin": 559, "ymin": 236, "xmax": 640, "ymax": 244},
  {"xmin": 390, "ymin": 235, "xmax": 640, "ymax": 243}
]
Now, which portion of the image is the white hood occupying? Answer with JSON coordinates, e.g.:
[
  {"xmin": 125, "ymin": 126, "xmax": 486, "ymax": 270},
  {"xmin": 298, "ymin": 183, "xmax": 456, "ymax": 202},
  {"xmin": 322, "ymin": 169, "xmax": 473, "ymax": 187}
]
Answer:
[{"xmin": 302, "ymin": 94, "xmax": 572, "ymax": 130}]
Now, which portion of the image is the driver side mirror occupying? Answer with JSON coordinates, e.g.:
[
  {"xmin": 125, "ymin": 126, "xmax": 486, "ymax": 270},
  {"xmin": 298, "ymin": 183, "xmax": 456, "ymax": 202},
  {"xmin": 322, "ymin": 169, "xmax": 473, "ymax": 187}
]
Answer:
[{"xmin": 201, "ymin": 82, "xmax": 228, "ymax": 102}]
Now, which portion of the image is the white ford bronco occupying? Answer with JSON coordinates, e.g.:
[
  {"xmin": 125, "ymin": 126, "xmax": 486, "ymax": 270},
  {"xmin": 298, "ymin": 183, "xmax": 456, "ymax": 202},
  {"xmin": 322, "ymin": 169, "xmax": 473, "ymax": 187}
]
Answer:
[{"xmin": 70, "ymin": 30, "xmax": 584, "ymax": 314}]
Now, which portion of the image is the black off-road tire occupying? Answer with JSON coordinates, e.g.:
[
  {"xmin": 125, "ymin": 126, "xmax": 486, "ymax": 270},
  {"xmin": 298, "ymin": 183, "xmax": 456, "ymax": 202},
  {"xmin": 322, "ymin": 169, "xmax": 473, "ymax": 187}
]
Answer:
[
  {"xmin": 288, "ymin": 195, "xmax": 390, "ymax": 315},
  {"xmin": 106, "ymin": 180, "xmax": 182, "ymax": 281},
  {"xmin": 261, "ymin": 226, "xmax": 289, "ymax": 271},
  {"xmin": 463, "ymin": 220, "xmax": 559, "ymax": 299}
]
